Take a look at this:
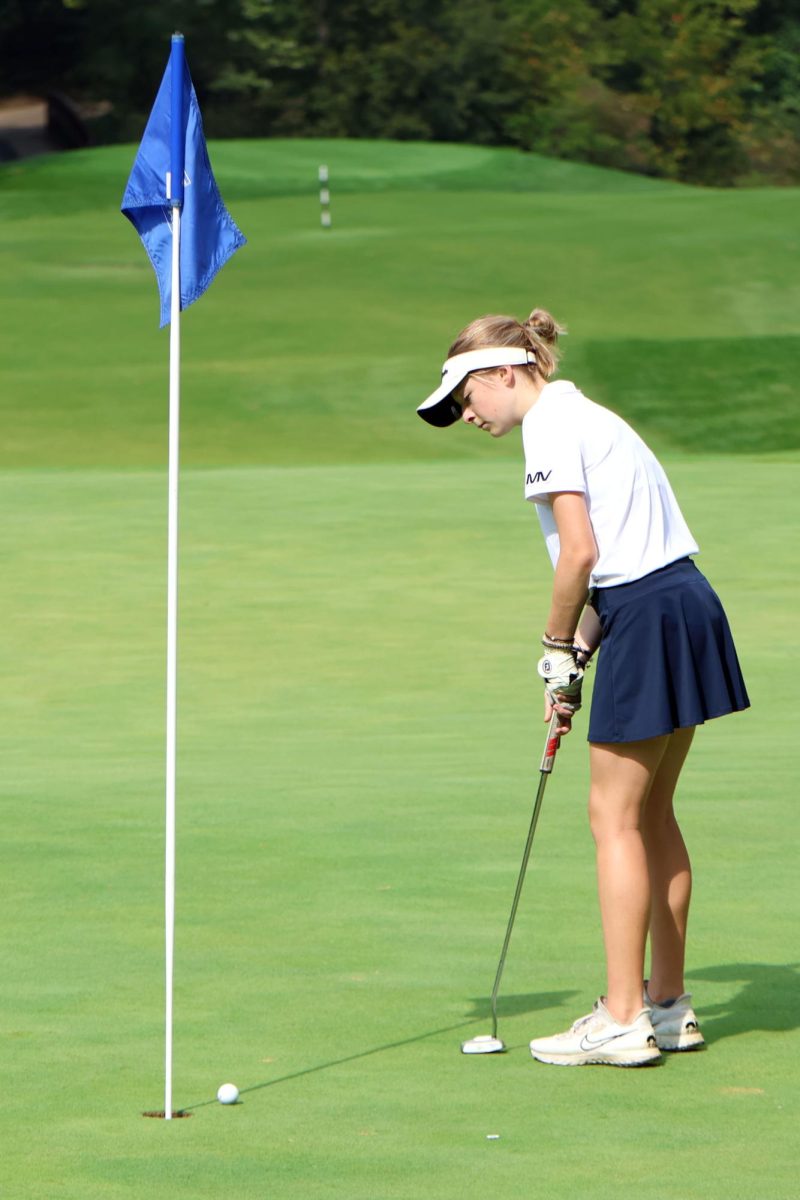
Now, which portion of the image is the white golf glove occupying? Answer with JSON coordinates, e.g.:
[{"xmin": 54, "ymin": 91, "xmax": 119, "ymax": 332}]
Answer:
[{"xmin": 537, "ymin": 646, "xmax": 585, "ymax": 712}]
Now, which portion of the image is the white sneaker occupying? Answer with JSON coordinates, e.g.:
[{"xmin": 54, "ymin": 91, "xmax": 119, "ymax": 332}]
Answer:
[
  {"xmin": 529, "ymin": 999, "xmax": 661, "ymax": 1067},
  {"xmin": 644, "ymin": 985, "xmax": 705, "ymax": 1051}
]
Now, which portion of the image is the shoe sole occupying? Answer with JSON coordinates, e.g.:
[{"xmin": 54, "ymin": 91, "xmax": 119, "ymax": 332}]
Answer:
[
  {"xmin": 530, "ymin": 1045, "xmax": 662, "ymax": 1067},
  {"xmin": 654, "ymin": 1029, "xmax": 705, "ymax": 1052}
]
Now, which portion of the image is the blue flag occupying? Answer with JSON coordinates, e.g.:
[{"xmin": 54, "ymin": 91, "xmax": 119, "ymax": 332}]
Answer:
[{"xmin": 121, "ymin": 41, "xmax": 246, "ymax": 327}]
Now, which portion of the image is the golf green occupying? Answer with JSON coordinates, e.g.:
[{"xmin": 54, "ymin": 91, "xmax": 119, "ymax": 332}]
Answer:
[{"xmin": 0, "ymin": 139, "xmax": 797, "ymax": 1199}]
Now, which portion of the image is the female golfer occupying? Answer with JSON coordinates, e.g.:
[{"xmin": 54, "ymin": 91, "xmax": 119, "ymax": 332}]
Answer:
[{"xmin": 417, "ymin": 309, "xmax": 749, "ymax": 1067}]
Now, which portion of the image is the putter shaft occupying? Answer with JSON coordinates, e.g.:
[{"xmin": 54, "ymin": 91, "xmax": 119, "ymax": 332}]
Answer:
[{"xmin": 489, "ymin": 712, "xmax": 561, "ymax": 1040}]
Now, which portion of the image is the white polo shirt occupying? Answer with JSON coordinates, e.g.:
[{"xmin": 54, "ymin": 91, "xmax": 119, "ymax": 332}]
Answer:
[{"xmin": 522, "ymin": 381, "xmax": 699, "ymax": 587}]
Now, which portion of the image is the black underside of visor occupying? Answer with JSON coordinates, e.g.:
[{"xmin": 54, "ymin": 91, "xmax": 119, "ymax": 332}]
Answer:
[{"xmin": 418, "ymin": 397, "xmax": 462, "ymax": 427}]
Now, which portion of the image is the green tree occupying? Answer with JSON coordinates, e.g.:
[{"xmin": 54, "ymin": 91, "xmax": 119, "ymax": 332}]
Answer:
[
  {"xmin": 501, "ymin": 0, "xmax": 769, "ymax": 184},
  {"xmin": 738, "ymin": 0, "xmax": 800, "ymax": 181},
  {"xmin": 602, "ymin": 0, "xmax": 766, "ymax": 183},
  {"xmin": 207, "ymin": 0, "xmax": 514, "ymax": 142},
  {"xmin": 501, "ymin": 0, "xmax": 631, "ymax": 166},
  {"xmin": 202, "ymin": 0, "xmax": 316, "ymax": 137}
]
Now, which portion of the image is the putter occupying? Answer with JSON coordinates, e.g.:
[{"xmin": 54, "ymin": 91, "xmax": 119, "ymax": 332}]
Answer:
[{"xmin": 461, "ymin": 711, "xmax": 562, "ymax": 1054}]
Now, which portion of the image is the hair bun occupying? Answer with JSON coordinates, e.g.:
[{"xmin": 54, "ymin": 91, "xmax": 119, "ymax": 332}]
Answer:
[{"xmin": 525, "ymin": 308, "xmax": 564, "ymax": 346}]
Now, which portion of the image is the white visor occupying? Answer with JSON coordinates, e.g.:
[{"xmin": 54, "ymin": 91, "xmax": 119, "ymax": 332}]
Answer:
[{"xmin": 417, "ymin": 347, "xmax": 537, "ymax": 427}]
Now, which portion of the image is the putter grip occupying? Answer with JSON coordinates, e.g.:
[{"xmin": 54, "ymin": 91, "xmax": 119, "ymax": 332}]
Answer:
[{"xmin": 540, "ymin": 713, "xmax": 561, "ymax": 774}]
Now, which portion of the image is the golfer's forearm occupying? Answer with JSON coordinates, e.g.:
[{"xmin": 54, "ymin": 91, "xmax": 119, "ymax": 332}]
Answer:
[
  {"xmin": 576, "ymin": 606, "xmax": 602, "ymax": 654},
  {"xmin": 544, "ymin": 553, "xmax": 594, "ymax": 641}
]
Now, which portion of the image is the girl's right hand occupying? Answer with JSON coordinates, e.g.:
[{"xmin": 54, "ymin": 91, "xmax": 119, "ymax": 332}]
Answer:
[{"xmin": 544, "ymin": 693, "xmax": 574, "ymax": 736}]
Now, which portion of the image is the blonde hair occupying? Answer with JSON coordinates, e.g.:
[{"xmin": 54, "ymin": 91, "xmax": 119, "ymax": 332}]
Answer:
[{"xmin": 448, "ymin": 308, "xmax": 565, "ymax": 382}]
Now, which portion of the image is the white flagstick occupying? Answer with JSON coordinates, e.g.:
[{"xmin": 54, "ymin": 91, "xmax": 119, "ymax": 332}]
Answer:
[{"xmin": 164, "ymin": 201, "xmax": 181, "ymax": 1120}]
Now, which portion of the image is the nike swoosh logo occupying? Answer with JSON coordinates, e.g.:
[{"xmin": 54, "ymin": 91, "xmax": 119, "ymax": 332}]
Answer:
[{"xmin": 579, "ymin": 1030, "xmax": 631, "ymax": 1050}]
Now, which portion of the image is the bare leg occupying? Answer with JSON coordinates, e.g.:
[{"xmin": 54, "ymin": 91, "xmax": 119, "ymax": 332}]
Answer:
[
  {"xmin": 588, "ymin": 736, "xmax": 670, "ymax": 1024},
  {"xmin": 641, "ymin": 727, "xmax": 695, "ymax": 1003}
]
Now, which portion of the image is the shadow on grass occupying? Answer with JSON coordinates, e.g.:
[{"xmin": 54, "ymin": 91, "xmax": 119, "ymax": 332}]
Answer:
[
  {"xmin": 686, "ymin": 962, "xmax": 800, "ymax": 1042},
  {"xmin": 182, "ymin": 1018, "xmax": 480, "ymax": 1111},
  {"xmin": 466, "ymin": 990, "xmax": 579, "ymax": 1021},
  {"xmin": 183, "ymin": 991, "xmax": 576, "ymax": 1111}
]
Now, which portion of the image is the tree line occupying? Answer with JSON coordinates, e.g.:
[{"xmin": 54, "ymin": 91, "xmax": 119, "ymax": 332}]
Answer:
[{"xmin": 2, "ymin": 0, "xmax": 798, "ymax": 185}]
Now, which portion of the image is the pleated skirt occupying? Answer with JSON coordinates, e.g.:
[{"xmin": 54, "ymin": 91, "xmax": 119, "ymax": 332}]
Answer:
[{"xmin": 587, "ymin": 558, "xmax": 750, "ymax": 744}]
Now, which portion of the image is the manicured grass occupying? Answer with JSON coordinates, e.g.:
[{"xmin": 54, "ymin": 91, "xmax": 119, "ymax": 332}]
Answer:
[
  {"xmin": 0, "ymin": 139, "xmax": 798, "ymax": 1198},
  {"xmin": 0, "ymin": 141, "xmax": 798, "ymax": 468},
  {"xmin": 0, "ymin": 458, "xmax": 796, "ymax": 1199},
  {"xmin": 0, "ymin": 138, "xmax": 686, "ymax": 219}
]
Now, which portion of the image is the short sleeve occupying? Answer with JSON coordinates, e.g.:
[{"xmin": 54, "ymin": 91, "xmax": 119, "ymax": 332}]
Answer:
[{"xmin": 522, "ymin": 416, "xmax": 586, "ymax": 504}]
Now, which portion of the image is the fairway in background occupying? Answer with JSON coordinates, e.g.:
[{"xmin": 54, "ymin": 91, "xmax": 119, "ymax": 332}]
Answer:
[{"xmin": 0, "ymin": 140, "xmax": 798, "ymax": 468}]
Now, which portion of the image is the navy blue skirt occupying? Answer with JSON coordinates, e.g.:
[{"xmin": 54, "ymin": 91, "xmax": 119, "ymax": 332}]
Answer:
[{"xmin": 587, "ymin": 558, "xmax": 750, "ymax": 744}]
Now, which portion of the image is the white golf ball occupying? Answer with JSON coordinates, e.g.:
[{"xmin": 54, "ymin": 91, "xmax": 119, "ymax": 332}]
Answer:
[{"xmin": 216, "ymin": 1082, "xmax": 239, "ymax": 1105}]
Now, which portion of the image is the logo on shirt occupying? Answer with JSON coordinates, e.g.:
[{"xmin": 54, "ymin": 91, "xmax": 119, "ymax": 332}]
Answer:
[{"xmin": 527, "ymin": 470, "xmax": 552, "ymax": 485}]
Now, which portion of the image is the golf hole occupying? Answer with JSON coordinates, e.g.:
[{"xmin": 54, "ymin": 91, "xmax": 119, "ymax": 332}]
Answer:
[{"xmin": 142, "ymin": 1110, "xmax": 193, "ymax": 1119}]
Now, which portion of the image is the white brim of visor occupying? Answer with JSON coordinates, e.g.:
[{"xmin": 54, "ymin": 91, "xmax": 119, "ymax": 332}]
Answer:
[{"xmin": 416, "ymin": 347, "xmax": 537, "ymax": 427}]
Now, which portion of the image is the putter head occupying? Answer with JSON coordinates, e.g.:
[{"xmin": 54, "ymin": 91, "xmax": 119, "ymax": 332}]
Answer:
[{"xmin": 461, "ymin": 1034, "xmax": 506, "ymax": 1055}]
